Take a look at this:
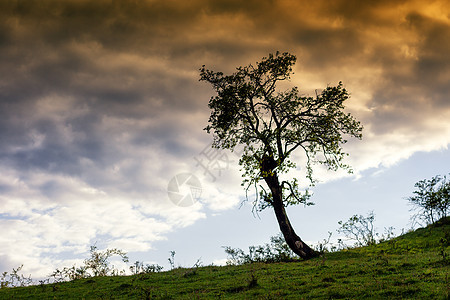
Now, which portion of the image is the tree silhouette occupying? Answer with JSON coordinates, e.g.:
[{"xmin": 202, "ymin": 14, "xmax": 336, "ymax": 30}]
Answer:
[
  {"xmin": 200, "ymin": 52, "xmax": 363, "ymax": 259},
  {"xmin": 408, "ymin": 174, "xmax": 449, "ymax": 225}
]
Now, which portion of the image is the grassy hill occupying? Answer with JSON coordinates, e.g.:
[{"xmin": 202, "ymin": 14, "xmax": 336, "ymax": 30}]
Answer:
[{"xmin": 1, "ymin": 217, "xmax": 448, "ymax": 299}]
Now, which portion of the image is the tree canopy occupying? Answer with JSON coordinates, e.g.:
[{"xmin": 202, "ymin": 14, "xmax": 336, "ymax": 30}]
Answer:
[{"xmin": 201, "ymin": 52, "xmax": 362, "ymax": 208}]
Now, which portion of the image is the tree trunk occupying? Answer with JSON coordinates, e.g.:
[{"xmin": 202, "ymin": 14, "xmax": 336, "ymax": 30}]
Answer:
[{"xmin": 263, "ymin": 169, "xmax": 318, "ymax": 260}]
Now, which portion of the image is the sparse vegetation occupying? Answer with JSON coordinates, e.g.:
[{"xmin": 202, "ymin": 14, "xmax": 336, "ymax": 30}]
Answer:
[
  {"xmin": 223, "ymin": 233, "xmax": 296, "ymax": 265},
  {"xmin": 0, "ymin": 265, "xmax": 33, "ymax": 288},
  {"xmin": 1, "ymin": 182, "xmax": 448, "ymax": 297},
  {"xmin": 129, "ymin": 261, "xmax": 163, "ymax": 275},
  {"xmin": 0, "ymin": 217, "xmax": 448, "ymax": 299},
  {"xmin": 337, "ymin": 211, "xmax": 377, "ymax": 247},
  {"xmin": 49, "ymin": 245, "xmax": 129, "ymax": 283},
  {"xmin": 336, "ymin": 211, "xmax": 396, "ymax": 248}
]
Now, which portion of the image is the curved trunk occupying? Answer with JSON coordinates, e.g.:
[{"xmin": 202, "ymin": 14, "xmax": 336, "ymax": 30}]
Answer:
[
  {"xmin": 271, "ymin": 194, "xmax": 318, "ymax": 259},
  {"xmin": 263, "ymin": 169, "xmax": 318, "ymax": 259}
]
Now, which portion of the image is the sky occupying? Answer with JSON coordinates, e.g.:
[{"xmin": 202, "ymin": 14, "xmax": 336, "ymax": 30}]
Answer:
[{"xmin": 0, "ymin": 0, "xmax": 449, "ymax": 278}]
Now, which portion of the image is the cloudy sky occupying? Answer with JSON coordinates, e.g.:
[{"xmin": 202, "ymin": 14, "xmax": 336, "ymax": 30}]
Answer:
[{"xmin": 1, "ymin": 0, "xmax": 449, "ymax": 277}]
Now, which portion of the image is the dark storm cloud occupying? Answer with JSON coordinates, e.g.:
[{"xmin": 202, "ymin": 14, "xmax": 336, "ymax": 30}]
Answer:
[
  {"xmin": 1, "ymin": 0, "xmax": 450, "ymax": 197},
  {"xmin": 0, "ymin": 1, "xmax": 214, "ymax": 184},
  {"xmin": 0, "ymin": 0, "xmax": 271, "ymax": 184},
  {"xmin": 0, "ymin": 0, "xmax": 448, "ymax": 175},
  {"xmin": 407, "ymin": 12, "xmax": 450, "ymax": 101},
  {"xmin": 366, "ymin": 11, "xmax": 450, "ymax": 133},
  {"xmin": 0, "ymin": 0, "xmax": 449, "ymax": 277}
]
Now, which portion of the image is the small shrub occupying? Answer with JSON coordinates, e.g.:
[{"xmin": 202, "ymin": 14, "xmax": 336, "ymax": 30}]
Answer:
[
  {"xmin": 50, "ymin": 245, "xmax": 129, "ymax": 282},
  {"xmin": 337, "ymin": 211, "xmax": 377, "ymax": 247},
  {"xmin": 50, "ymin": 265, "xmax": 88, "ymax": 282},
  {"xmin": 223, "ymin": 246, "xmax": 247, "ymax": 265},
  {"xmin": 378, "ymin": 226, "xmax": 396, "ymax": 243},
  {"xmin": 314, "ymin": 231, "xmax": 334, "ymax": 253},
  {"xmin": 0, "ymin": 265, "xmax": 33, "ymax": 288},
  {"xmin": 223, "ymin": 233, "xmax": 296, "ymax": 265},
  {"xmin": 83, "ymin": 245, "xmax": 129, "ymax": 277},
  {"xmin": 408, "ymin": 174, "xmax": 449, "ymax": 226},
  {"xmin": 130, "ymin": 261, "xmax": 163, "ymax": 275}
]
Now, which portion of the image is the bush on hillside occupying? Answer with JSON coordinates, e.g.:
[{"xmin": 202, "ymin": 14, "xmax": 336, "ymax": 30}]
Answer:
[{"xmin": 408, "ymin": 174, "xmax": 449, "ymax": 226}]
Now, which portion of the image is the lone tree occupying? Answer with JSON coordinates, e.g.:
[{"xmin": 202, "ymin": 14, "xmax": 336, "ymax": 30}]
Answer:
[
  {"xmin": 200, "ymin": 52, "xmax": 363, "ymax": 259},
  {"xmin": 408, "ymin": 174, "xmax": 449, "ymax": 226}
]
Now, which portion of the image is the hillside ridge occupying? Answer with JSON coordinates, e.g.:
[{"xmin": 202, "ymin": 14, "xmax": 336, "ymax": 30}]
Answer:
[{"xmin": 0, "ymin": 217, "xmax": 448, "ymax": 299}]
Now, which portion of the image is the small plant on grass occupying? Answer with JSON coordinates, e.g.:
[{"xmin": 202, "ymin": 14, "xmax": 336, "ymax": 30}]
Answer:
[
  {"xmin": 192, "ymin": 258, "xmax": 203, "ymax": 268},
  {"xmin": 314, "ymin": 231, "xmax": 334, "ymax": 253},
  {"xmin": 168, "ymin": 251, "xmax": 176, "ymax": 270}
]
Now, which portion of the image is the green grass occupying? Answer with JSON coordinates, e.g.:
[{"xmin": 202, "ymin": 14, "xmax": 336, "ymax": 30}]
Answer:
[{"xmin": 1, "ymin": 218, "xmax": 449, "ymax": 299}]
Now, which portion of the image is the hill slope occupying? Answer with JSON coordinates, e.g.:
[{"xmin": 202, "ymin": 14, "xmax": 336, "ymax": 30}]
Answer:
[{"xmin": 1, "ymin": 218, "xmax": 449, "ymax": 299}]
